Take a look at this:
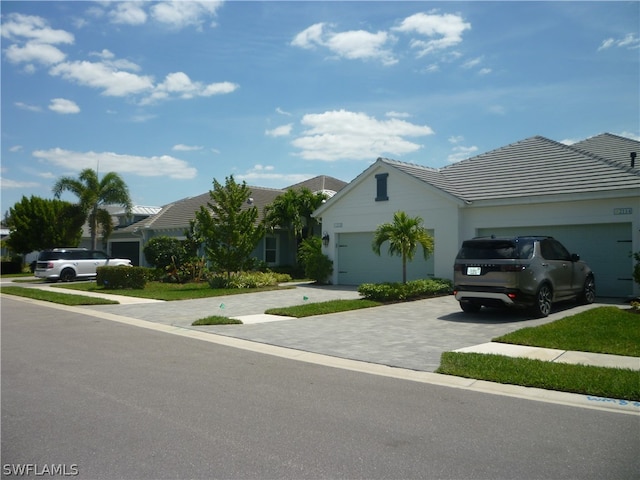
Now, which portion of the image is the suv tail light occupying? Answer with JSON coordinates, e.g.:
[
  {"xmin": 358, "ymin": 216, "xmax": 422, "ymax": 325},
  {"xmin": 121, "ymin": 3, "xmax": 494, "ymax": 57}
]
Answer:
[{"xmin": 47, "ymin": 262, "xmax": 54, "ymax": 269}]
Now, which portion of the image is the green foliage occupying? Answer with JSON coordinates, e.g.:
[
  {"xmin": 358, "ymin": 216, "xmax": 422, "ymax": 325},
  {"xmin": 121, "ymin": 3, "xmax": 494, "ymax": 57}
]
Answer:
[
  {"xmin": 297, "ymin": 237, "xmax": 333, "ymax": 283},
  {"xmin": 358, "ymin": 278, "xmax": 452, "ymax": 302},
  {"xmin": 193, "ymin": 176, "xmax": 265, "ymax": 277},
  {"xmin": 53, "ymin": 168, "xmax": 132, "ymax": 250},
  {"xmin": 632, "ymin": 251, "xmax": 640, "ymax": 287},
  {"xmin": 192, "ymin": 316, "xmax": 243, "ymax": 325},
  {"xmin": 5, "ymin": 196, "xmax": 85, "ymax": 254},
  {"xmin": 96, "ymin": 266, "xmax": 146, "ymax": 289},
  {"xmin": 372, "ymin": 211, "xmax": 434, "ymax": 283},
  {"xmin": 144, "ymin": 236, "xmax": 185, "ymax": 269},
  {"xmin": 265, "ymin": 299, "xmax": 381, "ymax": 318},
  {"xmin": 207, "ymin": 270, "xmax": 289, "ymax": 289},
  {"xmin": 264, "ymin": 187, "xmax": 327, "ymax": 240}
]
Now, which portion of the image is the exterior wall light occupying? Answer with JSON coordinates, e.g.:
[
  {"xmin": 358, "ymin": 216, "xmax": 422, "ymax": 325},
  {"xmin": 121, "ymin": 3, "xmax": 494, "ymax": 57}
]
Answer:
[{"xmin": 322, "ymin": 232, "xmax": 330, "ymax": 247}]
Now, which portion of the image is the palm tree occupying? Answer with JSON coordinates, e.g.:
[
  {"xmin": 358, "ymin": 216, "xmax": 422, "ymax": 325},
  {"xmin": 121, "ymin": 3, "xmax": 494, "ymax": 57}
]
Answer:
[
  {"xmin": 372, "ymin": 211, "xmax": 434, "ymax": 284},
  {"xmin": 264, "ymin": 187, "xmax": 327, "ymax": 240},
  {"xmin": 53, "ymin": 168, "xmax": 132, "ymax": 250}
]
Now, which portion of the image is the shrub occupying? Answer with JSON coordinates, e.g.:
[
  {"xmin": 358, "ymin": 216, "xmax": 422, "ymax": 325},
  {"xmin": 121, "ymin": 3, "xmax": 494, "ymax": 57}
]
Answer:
[
  {"xmin": 298, "ymin": 237, "xmax": 333, "ymax": 284},
  {"xmin": 97, "ymin": 266, "xmax": 146, "ymax": 289},
  {"xmin": 358, "ymin": 278, "xmax": 452, "ymax": 302},
  {"xmin": 207, "ymin": 270, "xmax": 290, "ymax": 289},
  {"xmin": 144, "ymin": 236, "xmax": 185, "ymax": 269},
  {"xmin": 1, "ymin": 259, "xmax": 23, "ymax": 275}
]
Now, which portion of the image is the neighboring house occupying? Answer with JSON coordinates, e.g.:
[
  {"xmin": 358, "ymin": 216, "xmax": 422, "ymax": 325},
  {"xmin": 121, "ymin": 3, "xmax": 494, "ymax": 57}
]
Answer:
[
  {"xmin": 313, "ymin": 133, "xmax": 640, "ymax": 298},
  {"xmin": 108, "ymin": 176, "xmax": 347, "ymax": 268},
  {"xmin": 77, "ymin": 205, "xmax": 162, "ymax": 251}
]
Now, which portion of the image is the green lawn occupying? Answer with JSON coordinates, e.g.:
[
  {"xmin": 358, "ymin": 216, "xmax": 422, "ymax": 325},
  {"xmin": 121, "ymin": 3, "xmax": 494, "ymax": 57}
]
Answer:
[
  {"xmin": 53, "ymin": 281, "xmax": 290, "ymax": 301},
  {"xmin": 437, "ymin": 306, "xmax": 640, "ymax": 401},
  {"xmin": 265, "ymin": 299, "xmax": 382, "ymax": 317},
  {"xmin": 1, "ymin": 286, "xmax": 119, "ymax": 306},
  {"xmin": 493, "ymin": 306, "xmax": 639, "ymax": 357}
]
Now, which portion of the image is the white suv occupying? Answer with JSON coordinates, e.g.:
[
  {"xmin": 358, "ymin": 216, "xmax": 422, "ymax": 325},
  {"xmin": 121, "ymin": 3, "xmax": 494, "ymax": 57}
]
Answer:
[{"xmin": 34, "ymin": 248, "xmax": 132, "ymax": 282}]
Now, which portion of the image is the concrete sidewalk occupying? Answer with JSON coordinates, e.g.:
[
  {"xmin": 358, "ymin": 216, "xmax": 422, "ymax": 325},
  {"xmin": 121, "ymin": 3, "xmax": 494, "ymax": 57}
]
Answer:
[{"xmin": 454, "ymin": 342, "xmax": 640, "ymax": 371}]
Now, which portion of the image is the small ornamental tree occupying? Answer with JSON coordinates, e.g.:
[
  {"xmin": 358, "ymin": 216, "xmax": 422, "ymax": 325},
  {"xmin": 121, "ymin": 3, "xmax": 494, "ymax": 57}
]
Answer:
[{"xmin": 192, "ymin": 175, "xmax": 265, "ymax": 279}]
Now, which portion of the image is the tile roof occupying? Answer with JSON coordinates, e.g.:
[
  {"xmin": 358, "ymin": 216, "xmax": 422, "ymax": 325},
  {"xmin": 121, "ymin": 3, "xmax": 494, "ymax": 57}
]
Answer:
[
  {"xmin": 570, "ymin": 133, "xmax": 639, "ymax": 171},
  {"xmin": 287, "ymin": 175, "xmax": 348, "ymax": 196},
  {"xmin": 119, "ymin": 175, "xmax": 347, "ymax": 233},
  {"xmin": 382, "ymin": 134, "xmax": 640, "ymax": 203}
]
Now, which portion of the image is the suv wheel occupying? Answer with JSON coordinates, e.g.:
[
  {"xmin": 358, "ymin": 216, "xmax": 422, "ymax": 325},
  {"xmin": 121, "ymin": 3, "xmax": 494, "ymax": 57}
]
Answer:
[
  {"xmin": 460, "ymin": 301, "xmax": 481, "ymax": 313},
  {"xmin": 531, "ymin": 283, "xmax": 552, "ymax": 318},
  {"xmin": 59, "ymin": 268, "xmax": 76, "ymax": 282},
  {"xmin": 578, "ymin": 276, "xmax": 596, "ymax": 304}
]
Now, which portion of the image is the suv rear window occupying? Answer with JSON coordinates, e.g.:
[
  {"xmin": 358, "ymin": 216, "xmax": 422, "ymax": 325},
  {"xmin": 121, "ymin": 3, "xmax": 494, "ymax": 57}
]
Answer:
[{"xmin": 457, "ymin": 239, "xmax": 534, "ymax": 260}]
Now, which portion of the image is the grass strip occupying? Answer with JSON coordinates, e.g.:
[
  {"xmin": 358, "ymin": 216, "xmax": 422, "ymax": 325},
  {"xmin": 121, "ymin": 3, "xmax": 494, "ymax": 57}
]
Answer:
[
  {"xmin": 437, "ymin": 352, "xmax": 640, "ymax": 401},
  {"xmin": 54, "ymin": 281, "xmax": 290, "ymax": 301},
  {"xmin": 1, "ymin": 286, "xmax": 119, "ymax": 306},
  {"xmin": 265, "ymin": 299, "xmax": 382, "ymax": 318},
  {"xmin": 192, "ymin": 316, "xmax": 243, "ymax": 326},
  {"xmin": 493, "ymin": 306, "xmax": 640, "ymax": 357}
]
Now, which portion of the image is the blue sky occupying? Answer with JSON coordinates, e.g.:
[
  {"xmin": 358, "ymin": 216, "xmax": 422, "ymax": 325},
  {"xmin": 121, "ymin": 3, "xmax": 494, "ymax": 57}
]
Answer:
[{"xmin": 2, "ymin": 1, "xmax": 639, "ymax": 213}]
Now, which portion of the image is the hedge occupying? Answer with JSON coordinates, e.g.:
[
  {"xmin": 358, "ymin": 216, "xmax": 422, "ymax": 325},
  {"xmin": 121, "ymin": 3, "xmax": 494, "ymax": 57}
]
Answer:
[{"xmin": 96, "ymin": 266, "xmax": 146, "ymax": 289}]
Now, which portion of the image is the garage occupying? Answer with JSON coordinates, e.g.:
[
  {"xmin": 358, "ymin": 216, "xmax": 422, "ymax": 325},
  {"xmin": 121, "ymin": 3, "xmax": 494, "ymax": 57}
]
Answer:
[
  {"xmin": 477, "ymin": 223, "xmax": 632, "ymax": 298},
  {"xmin": 110, "ymin": 241, "xmax": 141, "ymax": 266},
  {"xmin": 336, "ymin": 232, "xmax": 434, "ymax": 285}
]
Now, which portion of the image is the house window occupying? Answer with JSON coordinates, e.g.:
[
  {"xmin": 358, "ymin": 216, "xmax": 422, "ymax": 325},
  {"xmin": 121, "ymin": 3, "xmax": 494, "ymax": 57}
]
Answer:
[
  {"xmin": 265, "ymin": 236, "xmax": 277, "ymax": 264},
  {"xmin": 375, "ymin": 173, "xmax": 389, "ymax": 201}
]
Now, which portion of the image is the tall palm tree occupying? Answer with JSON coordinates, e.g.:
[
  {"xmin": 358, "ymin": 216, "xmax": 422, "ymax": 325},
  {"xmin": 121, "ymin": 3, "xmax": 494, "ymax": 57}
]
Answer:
[
  {"xmin": 372, "ymin": 211, "xmax": 434, "ymax": 284},
  {"xmin": 264, "ymin": 187, "xmax": 326, "ymax": 240},
  {"xmin": 53, "ymin": 168, "xmax": 132, "ymax": 250}
]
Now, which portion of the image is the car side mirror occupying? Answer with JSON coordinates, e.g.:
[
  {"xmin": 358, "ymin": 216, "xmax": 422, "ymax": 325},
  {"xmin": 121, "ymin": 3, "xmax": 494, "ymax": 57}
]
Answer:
[{"xmin": 571, "ymin": 253, "xmax": 580, "ymax": 262}]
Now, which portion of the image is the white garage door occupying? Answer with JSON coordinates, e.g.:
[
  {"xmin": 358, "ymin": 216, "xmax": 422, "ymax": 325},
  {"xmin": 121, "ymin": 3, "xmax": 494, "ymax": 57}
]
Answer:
[
  {"xmin": 336, "ymin": 232, "xmax": 434, "ymax": 285},
  {"xmin": 478, "ymin": 223, "xmax": 632, "ymax": 298}
]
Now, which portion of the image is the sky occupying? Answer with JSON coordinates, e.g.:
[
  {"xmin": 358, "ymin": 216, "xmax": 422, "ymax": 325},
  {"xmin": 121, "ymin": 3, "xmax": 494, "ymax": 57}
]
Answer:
[{"xmin": 1, "ymin": 1, "xmax": 639, "ymax": 214}]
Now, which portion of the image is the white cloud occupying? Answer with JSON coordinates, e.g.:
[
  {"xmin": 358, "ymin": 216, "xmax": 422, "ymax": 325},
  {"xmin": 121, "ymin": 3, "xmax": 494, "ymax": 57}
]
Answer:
[
  {"xmin": 236, "ymin": 165, "xmax": 311, "ymax": 185},
  {"xmin": 142, "ymin": 72, "xmax": 238, "ymax": 104},
  {"xmin": 266, "ymin": 124, "xmax": 293, "ymax": 137},
  {"xmin": 15, "ymin": 102, "xmax": 42, "ymax": 112},
  {"xmin": 109, "ymin": 2, "xmax": 148, "ymax": 25},
  {"xmin": 9, "ymin": 145, "xmax": 23, "ymax": 152},
  {"xmin": 393, "ymin": 12, "xmax": 471, "ymax": 57},
  {"xmin": 448, "ymin": 135, "xmax": 464, "ymax": 144},
  {"xmin": 448, "ymin": 145, "xmax": 478, "ymax": 163},
  {"xmin": 292, "ymin": 109, "xmax": 434, "ymax": 161},
  {"xmin": 89, "ymin": 49, "xmax": 142, "ymax": 72},
  {"xmin": 478, "ymin": 67, "xmax": 492, "ymax": 75},
  {"xmin": 1, "ymin": 13, "xmax": 74, "ymax": 45},
  {"xmin": 462, "ymin": 56, "xmax": 482, "ymax": 69},
  {"xmin": 598, "ymin": 33, "xmax": 640, "ymax": 51},
  {"xmin": 386, "ymin": 111, "xmax": 411, "ymax": 118},
  {"xmin": 32, "ymin": 148, "xmax": 197, "ymax": 179},
  {"xmin": 49, "ymin": 98, "xmax": 80, "ymax": 114},
  {"xmin": 172, "ymin": 144, "xmax": 203, "ymax": 151},
  {"xmin": 0, "ymin": 177, "xmax": 41, "ymax": 189},
  {"xmin": 617, "ymin": 131, "xmax": 640, "ymax": 141},
  {"xmin": 150, "ymin": 1, "xmax": 223, "ymax": 30},
  {"xmin": 5, "ymin": 42, "xmax": 67, "ymax": 66},
  {"xmin": 292, "ymin": 23, "xmax": 397, "ymax": 65},
  {"xmin": 276, "ymin": 107, "xmax": 292, "ymax": 116},
  {"xmin": 49, "ymin": 60, "xmax": 154, "ymax": 97}
]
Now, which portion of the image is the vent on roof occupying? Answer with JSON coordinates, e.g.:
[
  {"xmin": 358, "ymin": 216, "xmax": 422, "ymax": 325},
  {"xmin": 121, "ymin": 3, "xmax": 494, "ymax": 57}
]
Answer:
[{"xmin": 631, "ymin": 152, "xmax": 636, "ymax": 168}]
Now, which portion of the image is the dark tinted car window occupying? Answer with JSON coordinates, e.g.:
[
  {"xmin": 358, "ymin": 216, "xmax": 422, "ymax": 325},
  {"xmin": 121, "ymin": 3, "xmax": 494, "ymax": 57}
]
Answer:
[
  {"xmin": 541, "ymin": 239, "xmax": 571, "ymax": 261},
  {"xmin": 91, "ymin": 251, "xmax": 108, "ymax": 260},
  {"xmin": 458, "ymin": 239, "xmax": 534, "ymax": 260}
]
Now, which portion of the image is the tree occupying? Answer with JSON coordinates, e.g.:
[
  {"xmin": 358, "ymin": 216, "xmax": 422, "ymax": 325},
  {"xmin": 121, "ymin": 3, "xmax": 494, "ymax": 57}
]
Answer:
[
  {"xmin": 192, "ymin": 175, "xmax": 265, "ymax": 278},
  {"xmin": 264, "ymin": 187, "xmax": 327, "ymax": 240},
  {"xmin": 53, "ymin": 168, "xmax": 132, "ymax": 250},
  {"xmin": 371, "ymin": 211, "xmax": 434, "ymax": 284},
  {"xmin": 5, "ymin": 196, "xmax": 85, "ymax": 255},
  {"xmin": 297, "ymin": 236, "xmax": 333, "ymax": 284}
]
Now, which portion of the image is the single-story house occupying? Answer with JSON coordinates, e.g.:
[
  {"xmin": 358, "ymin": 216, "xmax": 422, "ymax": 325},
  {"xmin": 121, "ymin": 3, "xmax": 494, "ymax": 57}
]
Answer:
[
  {"xmin": 107, "ymin": 175, "xmax": 347, "ymax": 268},
  {"xmin": 313, "ymin": 133, "xmax": 640, "ymax": 298}
]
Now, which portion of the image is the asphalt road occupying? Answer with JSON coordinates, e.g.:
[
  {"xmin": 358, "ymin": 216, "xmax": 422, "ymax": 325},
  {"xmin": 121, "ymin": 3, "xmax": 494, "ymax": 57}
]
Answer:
[{"xmin": 2, "ymin": 296, "xmax": 638, "ymax": 480}]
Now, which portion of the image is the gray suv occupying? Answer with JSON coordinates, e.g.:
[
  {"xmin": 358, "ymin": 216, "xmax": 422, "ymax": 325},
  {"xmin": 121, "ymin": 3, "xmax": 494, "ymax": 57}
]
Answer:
[
  {"xmin": 453, "ymin": 236, "xmax": 595, "ymax": 317},
  {"xmin": 35, "ymin": 248, "xmax": 132, "ymax": 282}
]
